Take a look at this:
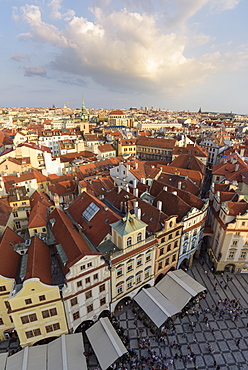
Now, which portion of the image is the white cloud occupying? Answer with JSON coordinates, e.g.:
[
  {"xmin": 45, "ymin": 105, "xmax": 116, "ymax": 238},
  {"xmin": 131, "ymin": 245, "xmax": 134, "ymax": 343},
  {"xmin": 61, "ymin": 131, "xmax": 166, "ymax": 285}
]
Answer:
[
  {"xmin": 13, "ymin": 5, "xmax": 69, "ymax": 47},
  {"xmin": 12, "ymin": 1, "xmax": 243, "ymax": 96},
  {"xmin": 24, "ymin": 65, "xmax": 47, "ymax": 77},
  {"xmin": 11, "ymin": 52, "xmax": 30, "ymax": 62},
  {"xmin": 210, "ymin": 0, "xmax": 240, "ymax": 12},
  {"xmin": 48, "ymin": 0, "xmax": 75, "ymax": 21}
]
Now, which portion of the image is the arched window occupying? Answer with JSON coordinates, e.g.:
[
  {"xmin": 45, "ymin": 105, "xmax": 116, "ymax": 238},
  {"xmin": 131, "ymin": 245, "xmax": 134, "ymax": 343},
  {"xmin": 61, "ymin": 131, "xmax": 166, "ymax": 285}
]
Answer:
[
  {"xmin": 169, "ymin": 221, "xmax": 173, "ymax": 228},
  {"xmin": 137, "ymin": 232, "xmax": 142, "ymax": 243},
  {"xmin": 127, "ymin": 237, "xmax": 132, "ymax": 248}
]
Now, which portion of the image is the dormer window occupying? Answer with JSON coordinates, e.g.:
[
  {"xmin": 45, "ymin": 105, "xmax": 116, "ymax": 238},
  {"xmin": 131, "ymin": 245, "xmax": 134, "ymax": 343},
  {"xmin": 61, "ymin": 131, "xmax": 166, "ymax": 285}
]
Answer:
[
  {"xmin": 137, "ymin": 232, "xmax": 142, "ymax": 243},
  {"xmin": 127, "ymin": 237, "xmax": 132, "ymax": 248}
]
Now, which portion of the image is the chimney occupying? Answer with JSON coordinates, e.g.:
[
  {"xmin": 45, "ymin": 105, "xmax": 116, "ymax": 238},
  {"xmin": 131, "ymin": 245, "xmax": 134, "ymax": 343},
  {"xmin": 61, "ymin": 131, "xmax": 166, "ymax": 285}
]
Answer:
[
  {"xmin": 135, "ymin": 162, "xmax": 138, "ymax": 169},
  {"xmin": 172, "ymin": 191, "xmax": 177, "ymax": 196},
  {"xmin": 17, "ymin": 173, "xmax": 20, "ymax": 178},
  {"xmin": 133, "ymin": 179, "xmax": 137, "ymax": 188},
  {"xmin": 157, "ymin": 200, "xmax": 162, "ymax": 211},
  {"xmin": 141, "ymin": 178, "xmax": 145, "ymax": 184},
  {"xmin": 235, "ymin": 163, "xmax": 239, "ymax": 172},
  {"xmin": 16, "ymin": 190, "xmax": 20, "ymax": 201},
  {"xmin": 120, "ymin": 201, "xmax": 123, "ymax": 212},
  {"xmin": 178, "ymin": 181, "xmax": 182, "ymax": 190},
  {"xmin": 133, "ymin": 200, "xmax": 139, "ymax": 209},
  {"xmin": 117, "ymin": 186, "xmax": 122, "ymax": 194},
  {"xmin": 134, "ymin": 207, "xmax": 141, "ymax": 220},
  {"xmin": 133, "ymin": 188, "xmax": 139, "ymax": 197},
  {"xmin": 163, "ymin": 186, "xmax": 167, "ymax": 191}
]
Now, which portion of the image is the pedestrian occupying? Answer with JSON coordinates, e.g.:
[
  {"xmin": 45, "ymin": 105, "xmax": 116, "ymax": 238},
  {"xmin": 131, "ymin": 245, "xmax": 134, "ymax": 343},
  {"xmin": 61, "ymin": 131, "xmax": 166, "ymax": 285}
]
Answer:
[
  {"xmin": 216, "ymin": 366, "xmax": 220, "ymax": 370},
  {"xmin": 236, "ymin": 339, "xmax": 240, "ymax": 347},
  {"xmin": 213, "ymin": 359, "xmax": 217, "ymax": 366},
  {"xmin": 224, "ymin": 284, "xmax": 227, "ymax": 289},
  {"xmin": 211, "ymin": 328, "xmax": 215, "ymax": 334}
]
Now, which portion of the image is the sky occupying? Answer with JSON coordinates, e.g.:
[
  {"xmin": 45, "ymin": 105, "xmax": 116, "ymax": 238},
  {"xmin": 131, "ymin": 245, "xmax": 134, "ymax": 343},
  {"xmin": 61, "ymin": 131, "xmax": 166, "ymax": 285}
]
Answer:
[{"xmin": 1, "ymin": 0, "xmax": 248, "ymax": 113}]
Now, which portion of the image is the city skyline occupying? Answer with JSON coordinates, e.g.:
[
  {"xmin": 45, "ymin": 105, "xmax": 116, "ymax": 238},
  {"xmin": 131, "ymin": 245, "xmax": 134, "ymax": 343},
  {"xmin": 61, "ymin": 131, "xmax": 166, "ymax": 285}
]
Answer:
[{"xmin": 1, "ymin": 0, "xmax": 248, "ymax": 113}]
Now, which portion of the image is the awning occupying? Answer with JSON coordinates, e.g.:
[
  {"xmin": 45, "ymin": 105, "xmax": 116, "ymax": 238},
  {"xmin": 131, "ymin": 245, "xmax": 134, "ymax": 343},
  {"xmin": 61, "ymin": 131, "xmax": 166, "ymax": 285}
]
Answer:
[
  {"xmin": 6, "ymin": 333, "xmax": 87, "ymax": 370},
  {"xmin": 86, "ymin": 317, "xmax": 127, "ymax": 370},
  {"xmin": 47, "ymin": 333, "xmax": 86, "ymax": 370},
  {"xmin": 0, "ymin": 354, "xmax": 8, "ymax": 370},
  {"xmin": 156, "ymin": 270, "xmax": 206, "ymax": 311},
  {"xmin": 134, "ymin": 287, "xmax": 180, "ymax": 327}
]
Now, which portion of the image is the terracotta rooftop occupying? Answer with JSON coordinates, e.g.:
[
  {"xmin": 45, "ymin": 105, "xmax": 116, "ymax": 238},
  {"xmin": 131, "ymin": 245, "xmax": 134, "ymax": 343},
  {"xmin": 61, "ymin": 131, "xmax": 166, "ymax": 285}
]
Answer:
[{"xmin": 0, "ymin": 228, "xmax": 23, "ymax": 279}]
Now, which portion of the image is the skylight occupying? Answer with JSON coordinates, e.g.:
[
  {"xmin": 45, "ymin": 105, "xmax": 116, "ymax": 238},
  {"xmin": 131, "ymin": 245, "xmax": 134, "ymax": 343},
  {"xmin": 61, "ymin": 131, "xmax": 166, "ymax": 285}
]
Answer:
[{"xmin": 82, "ymin": 202, "xmax": 100, "ymax": 221}]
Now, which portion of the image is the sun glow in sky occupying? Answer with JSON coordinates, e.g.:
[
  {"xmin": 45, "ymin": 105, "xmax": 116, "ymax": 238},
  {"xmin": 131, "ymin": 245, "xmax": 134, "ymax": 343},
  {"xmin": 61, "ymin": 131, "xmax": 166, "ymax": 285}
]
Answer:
[{"xmin": 1, "ymin": 0, "xmax": 248, "ymax": 113}]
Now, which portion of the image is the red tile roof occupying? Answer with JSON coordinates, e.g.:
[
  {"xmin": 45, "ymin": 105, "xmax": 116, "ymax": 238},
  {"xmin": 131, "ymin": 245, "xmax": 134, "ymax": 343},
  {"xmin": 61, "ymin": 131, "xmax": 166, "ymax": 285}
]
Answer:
[
  {"xmin": 68, "ymin": 192, "xmax": 121, "ymax": 246},
  {"xmin": 136, "ymin": 136, "xmax": 176, "ymax": 149},
  {"xmin": 49, "ymin": 208, "xmax": 97, "ymax": 267},
  {"xmin": 28, "ymin": 202, "xmax": 47, "ymax": 228},
  {"xmin": 0, "ymin": 228, "xmax": 23, "ymax": 278},
  {"xmin": 25, "ymin": 236, "xmax": 52, "ymax": 285}
]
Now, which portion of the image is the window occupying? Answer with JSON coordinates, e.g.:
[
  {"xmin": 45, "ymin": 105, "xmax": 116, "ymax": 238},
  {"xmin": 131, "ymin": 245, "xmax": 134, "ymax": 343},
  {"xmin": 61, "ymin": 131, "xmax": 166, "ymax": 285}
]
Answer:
[
  {"xmin": 42, "ymin": 228, "xmax": 46, "ymax": 232},
  {"xmin": 161, "ymin": 237, "xmax": 165, "ymax": 243},
  {"xmin": 87, "ymin": 304, "xmax": 93, "ymax": 313},
  {"xmin": 77, "ymin": 280, "xmax": 82, "ymax": 288},
  {"xmin": 167, "ymin": 244, "xmax": 171, "ymax": 253},
  {"xmin": 242, "ymin": 222, "xmax": 246, "ymax": 226},
  {"xmin": 158, "ymin": 261, "xmax": 163, "ymax": 270},
  {"xmin": 127, "ymin": 279, "xmax": 132, "ymax": 289},
  {"xmin": 117, "ymin": 284, "xmax": 123, "ymax": 295},
  {"xmin": 85, "ymin": 277, "xmax": 91, "ymax": 284},
  {"xmin": 13, "ymin": 212, "xmax": 18, "ymax": 218},
  {"xmin": 70, "ymin": 297, "xmax": 78, "ymax": 306},
  {"xmin": 15, "ymin": 221, "xmax": 21, "ymax": 229},
  {"xmin": 159, "ymin": 248, "xmax": 164, "ymax": 256},
  {"xmin": 117, "ymin": 267, "xmax": 123, "ymax": 277},
  {"xmin": 33, "ymin": 328, "xmax": 41, "ymax": 337},
  {"xmin": 169, "ymin": 221, "xmax": 173, "ymax": 228},
  {"xmin": 85, "ymin": 291, "xmax": 92, "ymax": 299},
  {"xmin": 21, "ymin": 313, "xmax": 37, "ymax": 324},
  {"xmin": 73, "ymin": 311, "xmax": 80, "ymax": 320},
  {"xmin": 45, "ymin": 323, "xmax": 60, "ymax": 333},
  {"xmin": 87, "ymin": 262, "xmax": 92, "ymax": 268},
  {"xmin": 39, "ymin": 295, "xmax": 46, "ymax": 301},
  {"xmin": 25, "ymin": 298, "xmax": 32, "ymax": 305},
  {"xmin": 240, "ymin": 251, "xmax": 247, "ymax": 259},
  {"xmin": 0, "ymin": 318, "xmax": 3, "ymax": 325},
  {"xmin": 235, "ymin": 232, "xmax": 240, "ymax": 236},
  {"xmin": 233, "ymin": 241, "xmax": 238, "ymax": 246},
  {"xmin": 29, "ymin": 313, "xmax": 37, "ymax": 322},
  {"xmin": 137, "ymin": 232, "xmax": 142, "ymax": 243},
  {"xmin": 0, "ymin": 286, "xmax": 6, "ymax": 292},
  {"xmin": 146, "ymin": 253, "xmax": 151, "ymax": 262},
  {"xmin": 228, "ymin": 251, "xmax": 235, "ymax": 259},
  {"xmin": 5, "ymin": 301, "xmax": 10, "ymax": 310},
  {"xmin": 168, "ymin": 234, "xmax": 173, "ymax": 240},
  {"xmin": 82, "ymin": 202, "xmax": 100, "ymax": 221},
  {"xmin": 127, "ymin": 261, "xmax": 133, "ymax": 271},
  {"xmin": 172, "ymin": 254, "xmax": 177, "ymax": 262},
  {"xmin": 100, "ymin": 297, "xmax": 106, "ymax": 306},
  {"xmin": 127, "ymin": 237, "xmax": 132, "ymax": 248},
  {"xmin": 174, "ymin": 241, "xmax": 178, "ymax": 249},
  {"xmin": 136, "ymin": 274, "xmax": 142, "ymax": 284},
  {"xmin": 99, "ymin": 284, "xmax": 105, "ymax": 293},
  {"xmin": 176, "ymin": 230, "xmax": 180, "ymax": 236},
  {"xmin": 145, "ymin": 270, "xmax": 150, "ymax": 279},
  {"xmin": 93, "ymin": 273, "xmax": 98, "ymax": 280},
  {"xmin": 80, "ymin": 265, "xmax": 85, "ymax": 271},
  {"xmin": 165, "ymin": 257, "xmax": 170, "ymax": 266},
  {"xmin": 25, "ymin": 331, "xmax": 34, "ymax": 339},
  {"xmin": 42, "ymin": 308, "xmax": 57, "ymax": 319},
  {"xmin": 137, "ymin": 257, "xmax": 142, "ymax": 267}
]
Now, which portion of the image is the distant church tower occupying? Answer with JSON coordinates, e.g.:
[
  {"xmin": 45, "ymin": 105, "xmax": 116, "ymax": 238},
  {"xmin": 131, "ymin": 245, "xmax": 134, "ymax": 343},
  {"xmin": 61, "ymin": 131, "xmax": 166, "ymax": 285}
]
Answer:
[
  {"xmin": 80, "ymin": 97, "xmax": 90, "ymax": 134},
  {"xmin": 81, "ymin": 97, "xmax": 89, "ymax": 122}
]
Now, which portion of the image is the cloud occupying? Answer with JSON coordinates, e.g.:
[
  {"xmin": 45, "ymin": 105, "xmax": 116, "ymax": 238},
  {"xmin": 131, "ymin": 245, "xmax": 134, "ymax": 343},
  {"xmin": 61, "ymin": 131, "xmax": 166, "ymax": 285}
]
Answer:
[
  {"xmin": 13, "ymin": 1, "xmax": 243, "ymax": 96},
  {"xmin": 48, "ymin": 0, "xmax": 75, "ymax": 21},
  {"xmin": 13, "ymin": 5, "xmax": 69, "ymax": 47},
  {"xmin": 11, "ymin": 52, "xmax": 30, "ymax": 62},
  {"xmin": 210, "ymin": 0, "xmax": 240, "ymax": 12},
  {"xmin": 24, "ymin": 65, "xmax": 47, "ymax": 77}
]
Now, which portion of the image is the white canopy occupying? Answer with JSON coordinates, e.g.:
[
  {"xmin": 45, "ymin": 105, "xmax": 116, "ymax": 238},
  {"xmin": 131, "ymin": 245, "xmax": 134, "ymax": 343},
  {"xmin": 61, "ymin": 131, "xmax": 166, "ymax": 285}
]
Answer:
[
  {"xmin": 134, "ymin": 287, "xmax": 180, "ymax": 327},
  {"xmin": 156, "ymin": 270, "xmax": 206, "ymax": 311},
  {"xmin": 86, "ymin": 317, "xmax": 127, "ymax": 370},
  {"xmin": 5, "ymin": 333, "xmax": 87, "ymax": 370}
]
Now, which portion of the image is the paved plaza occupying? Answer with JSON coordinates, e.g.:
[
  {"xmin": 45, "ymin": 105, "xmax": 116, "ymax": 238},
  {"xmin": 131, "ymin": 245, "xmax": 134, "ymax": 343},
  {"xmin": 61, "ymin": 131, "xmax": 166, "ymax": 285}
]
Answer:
[{"xmin": 88, "ymin": 260, "xmax": 248, "ymax": 369}]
